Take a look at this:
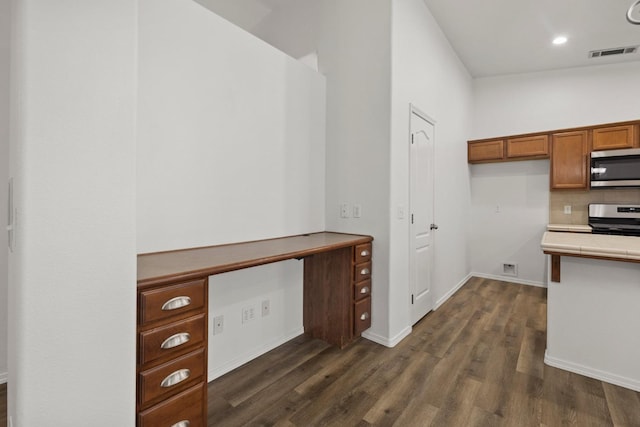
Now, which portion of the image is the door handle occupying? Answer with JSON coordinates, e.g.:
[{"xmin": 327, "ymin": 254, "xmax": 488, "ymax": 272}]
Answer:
[{"xmin": 430, "ymin": 224, "xmax": 439, "ymax": 230}]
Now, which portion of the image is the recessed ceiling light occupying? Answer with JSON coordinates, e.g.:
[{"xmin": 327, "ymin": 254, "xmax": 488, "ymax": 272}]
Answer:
[{"xmin": 553, "ymin": 36, "xmax": 568, "ymax": 45}]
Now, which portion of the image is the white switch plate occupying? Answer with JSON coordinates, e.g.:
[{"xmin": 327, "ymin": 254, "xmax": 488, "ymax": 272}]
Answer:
[
  {"xmin": 242, "ymin": 306, "xmax": 256, "ymax": 324},
  {"xmin": 261, "ymin": 300, "xmax": 270, "ymax": 317},
  {"xmin": 353, "ymin": 204, "xmax": 362, "ymax": 218},
  {"xmin": 564, "ymin": 205, "xmax": 572, "ymax": 214},
  {"xmin": 398, "ymin": 205, "xmax": 405, "ymax": 219},
  {"xmin": 340, "ymin": 203, "xmax": 350, "ymax": 218}
]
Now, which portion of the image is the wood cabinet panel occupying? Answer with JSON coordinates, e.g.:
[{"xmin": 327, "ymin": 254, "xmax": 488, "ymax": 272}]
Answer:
[
  {"xmin": 592, "ymin": 124, "xmax": 638, "ymax": 151},
  {"xmin": 550, "ymin": 131, "xmax": 589, "ymax": 190},
  {"xmin": 139, "ymin": 314, "xmax": 206, "ymax": 366},
  {"xmin": 138, "ymin": 348, "xmax": 205, "ymax": 407},
  {"xmin": 139, "ymin": 279, "xmax": 206, "ymax": 325},
  {"xmin": 138, "ymin": 383, "xmax": 205, "ymax": 427},
  {"xmin": 303, "ymin": 248, "xmax": 352, "ymax": 348},
  {"xmin": 468, "ymin": 139, "xmax": 504, "ymax": 163},
  {"xmin": 353, "ymin": 261, "xmax": 372, "ymax": 282},
  {"xmin": 354, "ymin": 243, "xmax": 372, "ymax": 264},
  {"xmin": 354, "ymin": 297, "xmax": 371, "ymax": 335},
  {"xmin": 506, "ymin": 135, "xmax": 549, "ymax": 159},
  {"xmin": 354, "ymin": 279, "xmax": 371, "ymax": 301}
]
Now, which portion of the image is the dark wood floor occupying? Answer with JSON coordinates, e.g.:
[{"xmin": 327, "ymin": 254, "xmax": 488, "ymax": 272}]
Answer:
[
  {"xmin": 1, "ymin": 277, "xmax": 639, "ymax": 426},
  {"xmin": 207, "ymin": 277, "xmax": 640, "ymax": 426}
]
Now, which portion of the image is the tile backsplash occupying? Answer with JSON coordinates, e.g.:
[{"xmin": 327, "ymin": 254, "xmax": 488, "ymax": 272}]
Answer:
[{"xmin": 549, "ymin": 189, "xmax": 640, "ymax": 224}]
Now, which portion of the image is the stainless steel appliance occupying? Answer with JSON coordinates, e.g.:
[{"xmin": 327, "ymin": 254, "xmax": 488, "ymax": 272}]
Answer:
[
  {"xmin": 589, "ymin": 204, "xmax": 640, "ymax": 236},
  {"xmin": 590, "ymin": 148, "xmax": 640, "ymax": 188}
]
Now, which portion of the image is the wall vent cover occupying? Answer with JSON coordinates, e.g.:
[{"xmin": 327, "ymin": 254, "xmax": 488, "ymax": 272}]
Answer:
[{"xmin": 589, "ymin": 46, "xmax": 638, "ymax": 58}]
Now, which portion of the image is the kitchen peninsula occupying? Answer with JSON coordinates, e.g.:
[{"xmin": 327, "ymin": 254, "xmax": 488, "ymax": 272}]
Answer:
[{"xmin": 541, "ymin": 231, "xmax": 640, "ymax": 392}]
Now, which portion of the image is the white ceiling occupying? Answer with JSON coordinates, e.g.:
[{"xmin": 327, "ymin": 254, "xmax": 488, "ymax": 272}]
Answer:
[
  {"xmin": 422, "ymin": 0, "xmax": 640, "ymax": 77},
  {"xmin": 196, "ymin": 0, "xmax": 640, "ymax": 77}
]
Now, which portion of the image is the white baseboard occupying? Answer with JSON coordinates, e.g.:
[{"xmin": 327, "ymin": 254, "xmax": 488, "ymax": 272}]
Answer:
[
  {"xmin": 471, "ymin": 272, "xmax": 546, "ymax": 288},
  {"xmin": 545, "ymin": 350, "xmax": 640, "ymax": 392},
  {"xmin": 434, "ymin": 273, "xmax": 473, "ymax": 310},
  {"xmin": 0, "ymin": 371, "xmax": 6, "ymax": 384},
  {"xmin": 362, "ymin": 325, "xmax": 412, "ymax": 348},
  {"xmin": 207, "ymin": 327, "xmax": 304, "ymax": 382}
]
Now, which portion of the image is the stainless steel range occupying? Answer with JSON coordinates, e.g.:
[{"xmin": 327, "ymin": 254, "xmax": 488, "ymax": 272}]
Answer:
[{"xmin": 589, "ymin": 203, "xmax": 640, "ymax": 236}]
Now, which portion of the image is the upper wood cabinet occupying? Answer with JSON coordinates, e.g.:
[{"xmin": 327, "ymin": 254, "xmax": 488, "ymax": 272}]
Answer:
[
  {"xmin": 550, "ymin": 131, "xmax": 589, "ymax": 190},
  {"xmin": 592, "ymin": 124, "xmax": 638, "ymax": 151},
  {"xmin": 468, "ymin": 139, "xmax": 504, "ymax": 163},
  {"xmin": 506, "ymin": 135, "xmax": 549, "ymax": 160}
]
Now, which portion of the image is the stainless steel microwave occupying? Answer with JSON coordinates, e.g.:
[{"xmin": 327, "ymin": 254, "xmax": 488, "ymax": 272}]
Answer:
[{"xmin": 590, "ymin": 148, "xmax": 640, "ymax": 188}]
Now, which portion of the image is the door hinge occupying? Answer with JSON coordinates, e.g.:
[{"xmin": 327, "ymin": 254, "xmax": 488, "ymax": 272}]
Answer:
[
  {"xmin": 411, "ymin": 134, "xmax": 414, "ymax": 144},
  {"xmin": 411, "ymin": 294, "xmax": 414, "ymax": 304},
  {"xmin": 411, "ymin": 214, "xmax": 414, "ymax": 224}
]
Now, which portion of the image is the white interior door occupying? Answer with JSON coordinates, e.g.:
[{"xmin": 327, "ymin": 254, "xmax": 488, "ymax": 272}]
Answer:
[{"xmin": 409, "ymin": 108, "xmax": 435, "ymax": 324}]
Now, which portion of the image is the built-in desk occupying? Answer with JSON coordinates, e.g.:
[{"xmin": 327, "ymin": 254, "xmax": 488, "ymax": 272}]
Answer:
[{"xmin": 136, "ymin": 231, "xmax": 374, "ymax": 426}]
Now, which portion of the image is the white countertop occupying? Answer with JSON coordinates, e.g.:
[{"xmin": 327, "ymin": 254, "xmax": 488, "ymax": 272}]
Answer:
[
  {"xmin": 547, "ymin": 224, "xmax": 592, "ymax": 233},
  {"xmin": 541, "ymin": 231, "xmax": 640, "ymax": 261}
]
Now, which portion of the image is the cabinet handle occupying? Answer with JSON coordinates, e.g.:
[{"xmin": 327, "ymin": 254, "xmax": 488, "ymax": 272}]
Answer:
[
  {"xmin": 360, "ymin": 286, "xmax": 370, "ymax": 294},
  {"xmin": 160, "ymin": 368, "xmax": 191, "ymax": 388},
  {"xmin": 360, "ymin": 250, "xmax": 370, "ymax": 257},
  {"xmin": 171, "ymin": 421, "xmax": 190, "ymax": 427},
  {"xmin": 360, "ymin": 312, "xmax": 370, "ymax": 321},
  {"xmin": 360, "ymin": 268, "xmax": 370, "ymax": 276},
  {"xmin": 161, "ymin": 332, "xmax": 191, "ymax": 350},
  {"xmin": 162, "ymin": 296, "xmax": 192, "ymax": 311}
]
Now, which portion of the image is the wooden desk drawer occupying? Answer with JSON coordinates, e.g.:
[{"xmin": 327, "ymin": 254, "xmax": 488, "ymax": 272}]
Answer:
[
  {"xmin": 354, "ymin": 243, "xmax": 372, "ymax": 263},
  {"xmin": 139, "ymin": 348, "xmax": 205, "ymax": 408},
  {"xmin": 140, "ymin": 279, "xmax": 206, "ymax": 325},
  {"xmin": 354, "ymin": 279, "xmax": 371, "ymax": 301},
  {"xmin": 353, "ymin": 261, "xmax": 371, "ymax": 282},
  {"xmin": 139, "ymin": 314, "xmax": 206, "ymax": 366},
  {"xmin": 138, "ymin": 383, "xmax": 204, "ymax": 427},
  {"xmin": 354, "ymin": 297, "xmax": 371, "ymax": 335}
]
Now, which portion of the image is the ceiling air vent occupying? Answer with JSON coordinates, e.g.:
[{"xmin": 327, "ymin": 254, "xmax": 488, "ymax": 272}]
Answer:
[{"xmin": 589, "ymin": 46, "xmax": 638, "ymax": 58}]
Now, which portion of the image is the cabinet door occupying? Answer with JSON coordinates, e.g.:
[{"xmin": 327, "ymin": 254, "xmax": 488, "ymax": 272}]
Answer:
[
  {"xmin": 467, "ymin": 140, "xmax": 504, "ymax": 163},
  {"xmin": 592, "ymin": 124, "xmax": 638, "ymax": 151},
  {"xmin": 506, "ymin": 135, "xmax": 549, "ymax": 159},
  {"xmin": 550, "ymin": 131, "xmax": 588, "ymax": 190}
]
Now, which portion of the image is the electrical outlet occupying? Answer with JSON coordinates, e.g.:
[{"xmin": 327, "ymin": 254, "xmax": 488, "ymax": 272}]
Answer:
[
  {"xmin": 213, "ymin": 315, "xmax": 224, "ymax": 335},
  {"xmin": 242, "ymin": 305, "xmax": 256, "ymax": 324},
  {"xmin": 564, "ymin": 205, "xmax": 572, "ymax": 214},
  {"xmin": 262, "ymin": 300, "xmax": 270, "ymax": 317}
]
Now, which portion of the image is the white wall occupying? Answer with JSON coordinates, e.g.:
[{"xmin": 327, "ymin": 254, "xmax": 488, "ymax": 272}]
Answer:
[
  {"xmin": 316, "ymin": 0, "xmax": 393, "ymax": 343},
  {"xmin": 137, "ymin": 0, "xmax": 326, "ymax": 380},
  {"xmin": 470, "ymin": 62, "xmax": 640, "ymax": 286},
  {"xmin": 389, "ymin": 0, "xmax": 473, "ymax": 339},
  {"xmin": 0, "ymin": 0, "xmax": 9, "ymax": 385},
  {"xmin": 9, "ymin": 0, "xmax": 137, "ymax": 425}
]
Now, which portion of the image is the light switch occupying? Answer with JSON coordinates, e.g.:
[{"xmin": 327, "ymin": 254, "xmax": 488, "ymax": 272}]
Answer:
[
  {"xmin": 340, "ymin": 203, "xmax": 350, "ymax": 218},
  {"xmin": 564, "ymin": 205, "xmax": 572, "ymax": 214}
]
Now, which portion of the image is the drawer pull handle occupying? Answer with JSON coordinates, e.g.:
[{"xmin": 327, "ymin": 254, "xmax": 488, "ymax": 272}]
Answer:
[
  {"xmin": 360, "ymin": 250, "xmax": 370, "ymax": 257},
  {"xmin": 160, "ymin": 368, "xmax": 191, "ymax": 388},
  {"xmin": 171, "ymin": 421, "xmax": 190, "ymax": 427},
  {"xmin": 360, "ymin": 286, "xmax": 370, "ymax": 294},
  {"xmin": 162, "ymin": 296, "xmax": 192, "ymax": 311},
  {"xmin": 360, "ymin": 312, "xmax": 370, "ymax": 321},
  {"xmin": 360, "ymin": 268, "xmax": 370, "ymax": 276},
  {"xmin": 161, "ymin": 332, "xmax": 191, "ymax": 350}
]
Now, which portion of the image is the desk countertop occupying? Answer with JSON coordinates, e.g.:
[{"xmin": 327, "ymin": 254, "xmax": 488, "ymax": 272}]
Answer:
[{"xmin": 138, "ymin": 232, "xmax": 373, "ymax": 288}]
